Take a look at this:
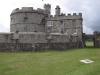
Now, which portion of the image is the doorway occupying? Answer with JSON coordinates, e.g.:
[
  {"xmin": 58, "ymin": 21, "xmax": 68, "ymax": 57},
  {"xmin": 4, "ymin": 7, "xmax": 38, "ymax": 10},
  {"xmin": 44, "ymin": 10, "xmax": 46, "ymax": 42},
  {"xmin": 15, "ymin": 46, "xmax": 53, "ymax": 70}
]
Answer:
[{"xmin": 85, "ymin": 39, "xmax": 94, "ymax": 48}]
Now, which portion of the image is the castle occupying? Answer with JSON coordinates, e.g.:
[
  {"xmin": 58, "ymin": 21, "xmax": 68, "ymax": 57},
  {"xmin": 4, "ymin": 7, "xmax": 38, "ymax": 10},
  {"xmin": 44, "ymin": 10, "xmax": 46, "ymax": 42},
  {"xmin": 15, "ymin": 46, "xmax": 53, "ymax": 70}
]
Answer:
[{"xmin": 0, "ymin": 4, "xmax": 84, "ymax": 51}]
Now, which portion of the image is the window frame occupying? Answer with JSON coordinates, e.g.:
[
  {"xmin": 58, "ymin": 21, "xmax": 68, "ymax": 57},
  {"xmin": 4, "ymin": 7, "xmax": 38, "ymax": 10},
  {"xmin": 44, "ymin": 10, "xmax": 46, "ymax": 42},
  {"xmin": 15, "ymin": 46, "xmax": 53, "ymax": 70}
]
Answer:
[
  {"xmin": 64, "ymin": 29, "xmax": 67, "ymax": 34},
  {"xmin": 47, "ymin": 21, "xmax": 53, "ymax": 26},
  {"xmin": 60, "ymin": 20, "xmax": 64, "ymax": 26},
  {"xmin": 23, "ymin": 17, "xmax": 28, "ymax": 22},
  {"xmin": 73, "ymin": 29, "xmax": 77, "ymax": 34}
]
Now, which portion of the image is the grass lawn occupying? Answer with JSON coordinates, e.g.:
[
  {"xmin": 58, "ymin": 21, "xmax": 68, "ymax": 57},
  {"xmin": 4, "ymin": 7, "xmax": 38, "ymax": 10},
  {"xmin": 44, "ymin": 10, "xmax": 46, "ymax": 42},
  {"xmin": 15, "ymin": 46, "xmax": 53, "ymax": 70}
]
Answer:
[
  {"xmin": 86, "ymin": 41, "xmax": 94, "ymax": 47},
  {"xmin": 0, "ymin": 48, "xmax": 100, "ymax": 75}
]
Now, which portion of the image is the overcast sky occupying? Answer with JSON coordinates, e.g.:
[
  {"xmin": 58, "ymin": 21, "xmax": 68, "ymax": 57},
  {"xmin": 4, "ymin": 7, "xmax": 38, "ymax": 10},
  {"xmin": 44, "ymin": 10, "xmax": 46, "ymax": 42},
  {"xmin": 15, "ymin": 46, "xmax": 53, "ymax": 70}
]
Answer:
[{"xmin": 0, "ymin": 0, "xmax": 100, "ymax": 34}]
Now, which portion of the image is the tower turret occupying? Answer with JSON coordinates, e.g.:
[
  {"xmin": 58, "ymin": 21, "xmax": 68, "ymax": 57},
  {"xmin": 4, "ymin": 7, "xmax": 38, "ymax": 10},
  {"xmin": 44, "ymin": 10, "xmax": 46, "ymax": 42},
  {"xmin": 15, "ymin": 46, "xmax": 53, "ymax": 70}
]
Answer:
[
  {"xmin": 55, "ymin": 5, "xmax": 60, "ymax": 16},
  {"xmin": 44, "ymin": 4, "xmax": 51, "ymax": 17}
]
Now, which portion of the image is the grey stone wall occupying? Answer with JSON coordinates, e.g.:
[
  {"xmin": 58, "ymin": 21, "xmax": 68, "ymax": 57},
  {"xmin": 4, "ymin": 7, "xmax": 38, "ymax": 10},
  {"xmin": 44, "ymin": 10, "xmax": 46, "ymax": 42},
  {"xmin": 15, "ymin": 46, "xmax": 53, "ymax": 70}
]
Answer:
[
  {"xmin": 93, "ymin": 31, "xmax": 100, "ymax": 47},
  {"xmin": 0, "ymin": 33, "xmax": 12, "ymax": 43},
  {"xmin": 0, "ymin": 42, "xmax": 83, "ymax": 52},
  {"xmin": 0, "ymin": 32, "xmax": 82, "ymax": 43},
  {"xmin": 18, "ymin": 32, "xmax": 47, "ymax": 43},
  {"xmin": 0, "ymin": 32, "xmax": 83, "ymax": 51},
  {"xmin": 10, "ymin": 9, "xmax": 46, "ymax": 32}
]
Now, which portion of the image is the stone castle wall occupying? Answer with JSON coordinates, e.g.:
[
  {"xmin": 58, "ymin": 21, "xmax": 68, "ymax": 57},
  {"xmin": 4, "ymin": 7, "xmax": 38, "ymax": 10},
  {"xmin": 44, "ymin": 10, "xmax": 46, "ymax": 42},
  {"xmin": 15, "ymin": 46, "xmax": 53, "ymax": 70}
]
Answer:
[
  {"xmin": 0, "ymin": 32, "xmax": 83, "ymax": 51},
  {"xmin": 0, "ymin": 4, "xmax": 84, "ymax": 51},
  {"xmin": 0, "ymin": 32, "xmax": 80, "ymax": 43},
  {"xmin": 10, "ymin": 7, "xmax": 47, "ymax": 32}
]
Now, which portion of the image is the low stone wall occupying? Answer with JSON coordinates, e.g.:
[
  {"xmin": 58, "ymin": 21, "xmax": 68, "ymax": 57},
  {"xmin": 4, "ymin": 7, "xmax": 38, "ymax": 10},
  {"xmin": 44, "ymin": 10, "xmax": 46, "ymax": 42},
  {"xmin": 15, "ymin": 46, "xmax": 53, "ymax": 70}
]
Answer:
[{"xmin": 0, "ymin": 42, "xmax": 83, "ymax": 52}]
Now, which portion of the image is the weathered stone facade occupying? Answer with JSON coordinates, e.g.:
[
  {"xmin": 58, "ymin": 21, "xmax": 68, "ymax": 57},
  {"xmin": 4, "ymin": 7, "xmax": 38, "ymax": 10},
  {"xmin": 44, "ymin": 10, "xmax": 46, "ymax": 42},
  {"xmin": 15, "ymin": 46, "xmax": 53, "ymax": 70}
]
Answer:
[{"xmin": 0, "ymin": 4, "xmax": 84, "ymax": 51}]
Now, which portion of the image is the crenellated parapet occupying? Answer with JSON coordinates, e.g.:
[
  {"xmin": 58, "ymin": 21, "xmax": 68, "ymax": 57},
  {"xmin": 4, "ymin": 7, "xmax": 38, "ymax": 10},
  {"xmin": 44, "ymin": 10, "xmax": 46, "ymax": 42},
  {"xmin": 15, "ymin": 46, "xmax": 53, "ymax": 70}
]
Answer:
[
  {"xmin": 54, "ymin": 13, "xmax": 82, "ymax": 19},
  {"xmin": 11, "ymin": 7, "xmax": 48, "ymax": 15},
  {"xmin": 66, "ymin": 13, "xmax": 82, "ymax": 17},
  {"xmin": 44, "ymin": 4, "xmax": 51, "ymax": 17},
  {"xmin": 44, "ymin": 4, "xmax": 51, "ymax": 8}
]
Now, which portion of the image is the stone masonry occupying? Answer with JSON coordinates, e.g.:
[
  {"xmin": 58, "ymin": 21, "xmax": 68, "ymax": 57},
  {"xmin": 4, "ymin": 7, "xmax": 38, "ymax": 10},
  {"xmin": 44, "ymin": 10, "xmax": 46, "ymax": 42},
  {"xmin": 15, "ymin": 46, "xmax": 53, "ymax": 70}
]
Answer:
[{"xmin": 0, "ymin": 4, "xmax": 84, "ymax": 51}]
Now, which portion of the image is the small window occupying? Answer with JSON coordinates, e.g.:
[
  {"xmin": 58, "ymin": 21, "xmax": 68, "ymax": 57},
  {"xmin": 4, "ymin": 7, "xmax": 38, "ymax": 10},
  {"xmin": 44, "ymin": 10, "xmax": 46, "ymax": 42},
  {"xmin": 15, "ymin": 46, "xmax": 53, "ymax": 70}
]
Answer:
[
  {"xmin": 42, "ymin": 19, "xmax": 45, "ymax": 24},
  {"xmin": 73, "ymin": 29, "xmax": 77, "ymax": 34},
  {"xmin": 34, "ymin": 30, "xmax": 37, "ymax": 32},
  {"xmin": 60, "ymin": 21, "xmax": 64, "ymax": 25},
  {"xmin": 24, "ymin": 17, "xmax": 28, "ymax": 22},
  {"xmin": 47, "ymin": 29, "xmax": 50, "ymax": 33},
  {"xmin": 11, "ymin": 18, "xmax": 14, "ymax": 24},
  {"xmin": 64, "ymin": 30, "xmax": 67, "ymax": 34},
  {"xmin": 47, "ymin": 21, "xmax": 53, "ymax": 26}
]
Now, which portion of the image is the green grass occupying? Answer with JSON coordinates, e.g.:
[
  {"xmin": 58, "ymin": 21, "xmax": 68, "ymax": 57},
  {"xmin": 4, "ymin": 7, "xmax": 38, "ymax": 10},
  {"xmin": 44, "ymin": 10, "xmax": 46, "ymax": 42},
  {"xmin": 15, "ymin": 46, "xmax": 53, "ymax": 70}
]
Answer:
[
  {"xmin": 86, "ymin": 41, "xmax": 93, "ymax": 47},
  {"xmin": 0, "ymin": 48, "xmax": 100, "ymax": 75}
]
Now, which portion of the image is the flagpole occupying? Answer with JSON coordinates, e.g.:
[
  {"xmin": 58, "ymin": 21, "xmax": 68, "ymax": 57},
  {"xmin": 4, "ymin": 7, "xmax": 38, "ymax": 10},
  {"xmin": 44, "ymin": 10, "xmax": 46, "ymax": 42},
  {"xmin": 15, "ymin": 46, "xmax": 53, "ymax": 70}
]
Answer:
[{"xmin": 42, "ymin": 0, "xmax": 44, "ymax": 8}]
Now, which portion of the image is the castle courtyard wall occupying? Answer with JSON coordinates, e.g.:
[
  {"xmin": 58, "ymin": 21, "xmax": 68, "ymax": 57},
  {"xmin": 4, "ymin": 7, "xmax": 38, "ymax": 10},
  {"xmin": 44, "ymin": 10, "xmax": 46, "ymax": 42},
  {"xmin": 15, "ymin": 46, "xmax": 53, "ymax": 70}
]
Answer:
[{"xmin": 0, "ymin": 32, "xmax": 83, "ymax": 51}]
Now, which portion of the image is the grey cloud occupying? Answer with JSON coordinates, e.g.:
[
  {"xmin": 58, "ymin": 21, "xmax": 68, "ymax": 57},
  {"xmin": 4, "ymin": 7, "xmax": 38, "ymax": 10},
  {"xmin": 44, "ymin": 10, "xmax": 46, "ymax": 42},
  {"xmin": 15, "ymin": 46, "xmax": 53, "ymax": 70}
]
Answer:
[
  {"xmin": 1, "ymin": 0, "xmax": 100, "ymax": 34},
  {"xmin": 62, "ymin": 0, "xmax": 100, "ymax": 33}
]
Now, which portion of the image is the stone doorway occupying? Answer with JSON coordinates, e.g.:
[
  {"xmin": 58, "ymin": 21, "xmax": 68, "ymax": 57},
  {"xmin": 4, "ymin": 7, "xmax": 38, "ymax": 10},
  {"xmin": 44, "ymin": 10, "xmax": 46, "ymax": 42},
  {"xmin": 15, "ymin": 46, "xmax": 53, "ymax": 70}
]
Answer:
[
  {"xmin": 85, "ymin": 39, "xmax": 94, "ymax": 48},
  {"xmin": 82, "ymin": 33, "xmax": 94, "ymax": 48}
]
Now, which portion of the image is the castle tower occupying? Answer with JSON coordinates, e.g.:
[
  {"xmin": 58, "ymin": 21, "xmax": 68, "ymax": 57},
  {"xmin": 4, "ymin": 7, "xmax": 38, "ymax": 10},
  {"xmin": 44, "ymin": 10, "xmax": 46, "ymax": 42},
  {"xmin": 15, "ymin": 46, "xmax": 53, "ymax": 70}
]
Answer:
[
  {"xmin": 55, "ymin": 5, "xmax": 60, "ymax": 16},
  {"xmin": 10, "ymin": 7, "xmax": 46, "ymax": 32},
  {"xmin": 44, "ymin": 4, "xmax": 51, "ymax": 17}
]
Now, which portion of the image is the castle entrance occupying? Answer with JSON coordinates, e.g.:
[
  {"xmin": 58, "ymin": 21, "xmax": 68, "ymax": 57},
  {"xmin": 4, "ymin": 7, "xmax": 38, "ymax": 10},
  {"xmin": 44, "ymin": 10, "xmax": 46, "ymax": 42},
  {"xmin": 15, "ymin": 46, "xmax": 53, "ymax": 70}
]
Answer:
[{"xmin": 85, "ymin": 34, "xmax": 94, "ymax": 47}]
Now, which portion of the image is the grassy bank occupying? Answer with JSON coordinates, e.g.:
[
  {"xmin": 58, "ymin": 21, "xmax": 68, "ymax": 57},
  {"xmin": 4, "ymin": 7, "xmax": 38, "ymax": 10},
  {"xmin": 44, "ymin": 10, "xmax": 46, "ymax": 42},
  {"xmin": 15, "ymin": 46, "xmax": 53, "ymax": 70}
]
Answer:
[{"xmin": 0, "ymin": 47, "xmax": 100, "ymax": 75}]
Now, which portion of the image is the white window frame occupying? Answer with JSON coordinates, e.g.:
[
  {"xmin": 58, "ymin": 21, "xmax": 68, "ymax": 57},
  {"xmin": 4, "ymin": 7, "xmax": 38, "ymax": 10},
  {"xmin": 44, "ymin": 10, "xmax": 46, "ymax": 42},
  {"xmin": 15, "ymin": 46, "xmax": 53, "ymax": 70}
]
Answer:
[{"xmin": 47, "ymin": 21, "xmax": 53, "ymax": 26}]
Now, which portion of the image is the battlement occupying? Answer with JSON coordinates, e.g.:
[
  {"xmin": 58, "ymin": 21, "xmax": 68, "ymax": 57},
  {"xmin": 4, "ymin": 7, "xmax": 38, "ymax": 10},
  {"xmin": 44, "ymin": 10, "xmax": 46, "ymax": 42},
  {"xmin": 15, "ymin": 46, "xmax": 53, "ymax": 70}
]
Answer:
[
  {"xmin": 55, "ymin": 5, "xmax": 60, "ymax": 9},
  {"xmin": 67, "ymin": 13, "xmax": 82, "ymax": 16},
  {"xmin": 11, "ymin": 7, "xmax": 47, "ymax": 15},
  {"xmin": 61, "ymin": 13, "xmax": 66, "ymax": 16},
  {"xmin": 44, "ymin": 4, "xmax": 51, "ymax": 8},
  {"xmin": 22, "ymin": 7, "xmax": 33, "ymax": 11},
  {"xmin": 54, "ymin": 13, "xmax": 82, "ymax": 18}
]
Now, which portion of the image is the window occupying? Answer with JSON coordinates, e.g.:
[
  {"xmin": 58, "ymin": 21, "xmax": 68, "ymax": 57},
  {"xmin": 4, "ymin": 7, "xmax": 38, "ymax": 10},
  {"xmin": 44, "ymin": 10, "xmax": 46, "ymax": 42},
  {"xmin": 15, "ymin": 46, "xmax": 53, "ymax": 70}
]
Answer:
[
  {"xmin": 60, "ymin": 20, "xmax": 64, "ymax": 25},
  {"xmin": 34, "ymin": 30, "xmax": 37, "ymax": 32},
  {"xmin": 47, "ymin": 21, "xmax": 53, "ymax": 26},
  {"xmin": 23, "ymin": 17, "xmax": 28, "ymax": 22},
  {"xmin": 11, "ymin": 18, "xmax": 14, "ymax": 24},
  {"xmin": 64, "ymin": 29, "xmax": 67, "ymax": 34},
  {"xmin": 47, "ymin": 29, "xmax": 50, "ymax": 33},
  {"xmin": 73, "ymin": 29, "xmax": 77, "ymax": 34},
  {"xmin": 42, "ymin": 19, "xmax": 45, "ymax": 24}
]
